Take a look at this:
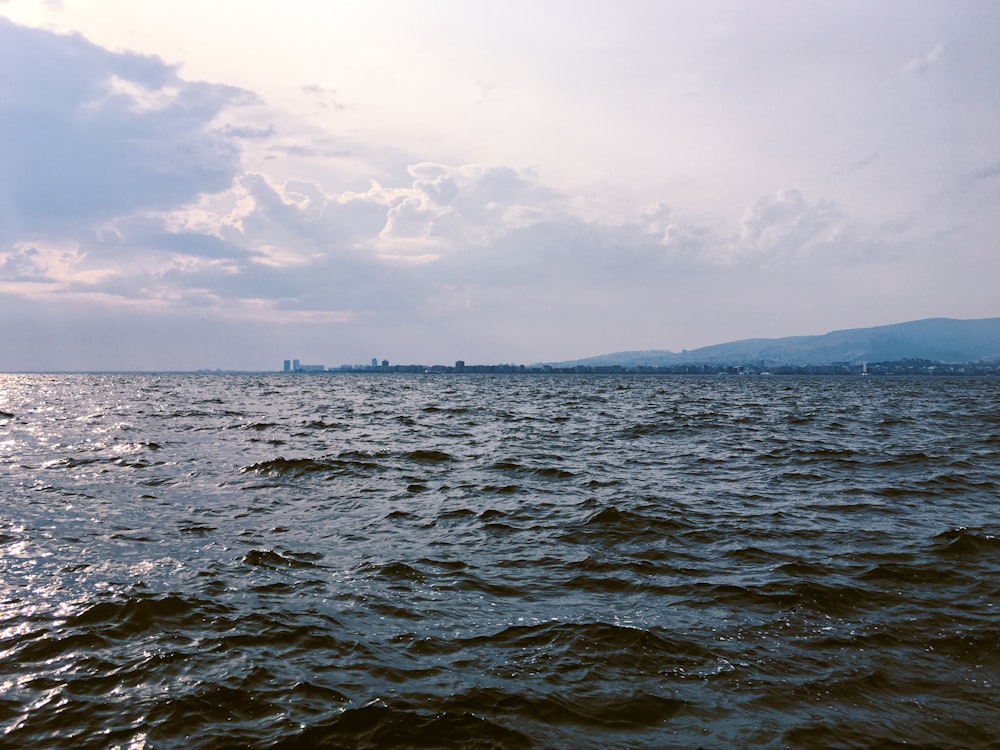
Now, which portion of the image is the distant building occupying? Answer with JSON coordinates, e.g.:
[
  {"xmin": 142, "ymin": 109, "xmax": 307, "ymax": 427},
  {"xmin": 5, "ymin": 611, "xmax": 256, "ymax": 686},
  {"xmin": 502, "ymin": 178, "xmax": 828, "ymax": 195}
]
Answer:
[
  {"xmin": 283, "ymin": 358, "xmax": 325, "ymax": 373},
  {"xmin": 371, "ymin": 358, "xmax": 378, "ymax": 368},
  {"xmin": 381, "ymin": 359, "xmax": 389, "ymax": 369},
  {"xmin": 455, "ymin": 360, "xmax": 465, "ymax": 372}
]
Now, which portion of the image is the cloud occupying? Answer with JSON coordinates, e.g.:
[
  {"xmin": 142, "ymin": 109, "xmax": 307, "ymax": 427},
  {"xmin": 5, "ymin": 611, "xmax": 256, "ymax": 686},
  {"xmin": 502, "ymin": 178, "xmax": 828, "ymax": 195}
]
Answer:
[
  {"xmin": 218, "ymin": 123, "xmax": 276, "ymax": 139},
  {"xmin": 0, "ymin": 18, "xmax": 249, "ymax": 242},
  {"xmin": 969, "ymin": 160, "xmax": 1000, "ymax": 182},
  {"xmin": 2, "ymin": 145, "xmax": 887, "ymax": 334},
  {"xmin": 228, "ymin": 173, "xmax": 389, "ymax": 262},
  {"xmin": 732, "ymin": 189, "xmax": 851, "ymax": 265},
  {"xmin": 636, "ymin": 189, "xmax": 868, "ymax": 271},
  {"xmin": 902, "ymin": 42, "xmax": 946, "ymax": 76},
  {"xmin": 301, "ymin": 84, "xmax": 346, "ymax": 111},
  {"xmin": 0, "ymin": 245, "xmax": 46, "ymax": 281}
]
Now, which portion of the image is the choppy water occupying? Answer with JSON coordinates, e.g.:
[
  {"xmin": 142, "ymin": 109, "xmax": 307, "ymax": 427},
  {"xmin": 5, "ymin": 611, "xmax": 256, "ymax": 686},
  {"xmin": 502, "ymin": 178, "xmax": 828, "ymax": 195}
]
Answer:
[{"xmin": 1, "ymin": 373, "xmax": 998, "ymax": 749}]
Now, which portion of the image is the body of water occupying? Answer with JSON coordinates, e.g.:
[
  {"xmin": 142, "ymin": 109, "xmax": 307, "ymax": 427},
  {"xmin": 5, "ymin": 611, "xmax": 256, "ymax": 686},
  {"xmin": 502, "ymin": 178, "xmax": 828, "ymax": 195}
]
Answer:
[{"xmin": 1, "ymin": 373, "xmax": 998, "ymax": 748}]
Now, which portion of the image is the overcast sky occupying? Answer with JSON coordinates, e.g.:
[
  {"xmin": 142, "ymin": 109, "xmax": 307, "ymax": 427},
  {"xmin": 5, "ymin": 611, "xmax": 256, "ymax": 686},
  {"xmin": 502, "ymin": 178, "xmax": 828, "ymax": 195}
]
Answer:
[{"xmin": 1, "ymin": 1, "xmax": 997, "ymax": 370}]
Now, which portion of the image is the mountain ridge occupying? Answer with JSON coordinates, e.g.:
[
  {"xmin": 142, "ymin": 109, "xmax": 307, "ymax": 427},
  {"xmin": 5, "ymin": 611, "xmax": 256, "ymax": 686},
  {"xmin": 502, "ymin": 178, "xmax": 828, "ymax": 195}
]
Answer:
[{"xmin": 550, "ymin": 317, "xmax": 1000, "ymax": 367}]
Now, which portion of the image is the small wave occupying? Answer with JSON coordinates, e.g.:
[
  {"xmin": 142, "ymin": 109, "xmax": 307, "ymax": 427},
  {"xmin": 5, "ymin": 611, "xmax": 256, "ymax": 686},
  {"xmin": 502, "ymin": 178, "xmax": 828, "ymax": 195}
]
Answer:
[
  {"xmin": 927, "ymin": 627, "xmax": 1000, "ymax": 663},
  {"xmin": 144, "ymin": 681, "xmax": 306, "ymax": 745},
  {"xmin": 10, "ymin": 629, "xmax": 112, "ymax": 663},
  {"xmin": 269, "ymin": 701, "xmax": 533, "ymax": 750},
  {"xmin": 240, "ymin": 421, "xmax": 280, "ymax": 431},
  {"xmin": 480, "ymin": 484, "xmax": 523, "ymax": 494},
  {"xmin": 874, "ymin": 451, "xmax": 936, "ymax": 467},
  {"xmin": 468, "ymin": 620, "xmax": 714, "ymax": 674},
  {"xmin": 560, "ymin": 506, "xmax": 691, "ymax": 544},
  {"xmin": 439, "ymin": 570, "xmax": 524, "ymax": 598},
  {"xmin": 722, "ymin": 546, "xmax": 796, "ymax": 564},
  {"xmin": 240, "ymin": 457, "xmax": 330, "ymax": 476},
  {"xmin": 444, "ymin": 685, "xmax": 685, "ymax": 730},
  {"xmin": 532, "ymin": 466, "xmax": 576, "ymax": 479},
  {"xmin": 416, "ymin": 556, "xmax": 468, "ymax": 572},
  {"xmin": 367, "ymin": 561, "xmax": 427, "ymax": 583},
  {"xmin": 488, "ymin": 460, "xmax": 575, "ymax": 479},
  {"xmin": 435, "ymin": 508, "xmax": 477, "ymax": 524},
  {"xmin": 855, "ymin": 561, "xmax": 973, "ymax": 587},
  {"xmin": 242, "ymin": 549, "xmax": 324, "ymax": 569},
  {"xmin": 385, "ymin": 510, "xmax": 415, "ymax": 520},
  {"xmin": 239, "ymin": 454, "xmax": 381, "ymax": 477},
  {"xmin": 406, "ymin": 449, "xmax": 455, "ymax": 462},
  {"xmin": 421, "ymin": 405, "xmax": 471, "ymax": 415},
  {"xmin": 178, "ymin": 524, "xmax": 216, "ymax": 534},
  {"xmin": 931, "ymin": 528, "xmax": 1000, "ymax": 558},
  {"xmin": 306, "ymin": 419, "xmax": 343, "ymax": 429},
  {"xmin": 60, "ymin": 594, "xmax": 225, "ymax": 640},
  {"xmin": 620, "ymin": 423, "xmax": 680, "ymax": 438}
]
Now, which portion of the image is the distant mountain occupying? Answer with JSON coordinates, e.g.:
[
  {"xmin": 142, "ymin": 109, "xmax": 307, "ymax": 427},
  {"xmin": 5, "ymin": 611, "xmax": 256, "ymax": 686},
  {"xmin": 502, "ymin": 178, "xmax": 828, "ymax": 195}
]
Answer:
[{"xmin": 552, "ymin": 317, "xmax": 1000, "ymax": 367}]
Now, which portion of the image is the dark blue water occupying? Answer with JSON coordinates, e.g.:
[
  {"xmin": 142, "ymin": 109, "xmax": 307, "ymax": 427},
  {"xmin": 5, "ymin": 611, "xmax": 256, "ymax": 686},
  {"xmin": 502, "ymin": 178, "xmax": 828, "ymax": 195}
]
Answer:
[{"xmin": 1, "ymin": 373, "xmax": 998, "ymax": 748}]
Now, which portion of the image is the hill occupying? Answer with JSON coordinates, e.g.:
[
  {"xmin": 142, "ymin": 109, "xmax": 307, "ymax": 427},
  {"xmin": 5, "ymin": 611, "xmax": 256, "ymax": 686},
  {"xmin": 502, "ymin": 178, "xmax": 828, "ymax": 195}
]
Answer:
[{"xmin": 551, "ymin": 317, "xmax": 1000, "ymax": 368}]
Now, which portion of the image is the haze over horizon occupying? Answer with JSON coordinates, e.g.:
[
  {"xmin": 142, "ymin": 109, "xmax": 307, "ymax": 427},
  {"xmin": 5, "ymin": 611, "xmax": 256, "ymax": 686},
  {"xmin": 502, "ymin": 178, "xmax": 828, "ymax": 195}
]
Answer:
[{"xmin": 2, "ymin": 1, "xmax": 998, "ymax": 371}]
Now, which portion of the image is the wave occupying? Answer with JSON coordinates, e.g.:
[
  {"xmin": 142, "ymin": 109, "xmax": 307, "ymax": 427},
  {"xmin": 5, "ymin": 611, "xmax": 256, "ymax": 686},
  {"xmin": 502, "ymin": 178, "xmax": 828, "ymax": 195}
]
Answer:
[
  {"xmin": 242, "ymin": 549, "xmax": 325, "ymax": 569},
  {"xmin": 488, "ymin": 460, "xmax": 576, "ymax": 479},
  {"xmin": 559, "ymin": 506, "xmax": 692, "ymax": 545},
  {"xmin": 931, "ymin": 527, "xmax": 1000, "ymax": 558},
  {"xmin": 405, "ymin": 449, "xmax": 456, "ymax": 462},
  {"xmin": 443, "ymin": 686, "xmax": 686, "ymax": 730},
  {"xmin": 268, "ymin": 701, "xmax": 533, "ymax": 750},
  {"xmin": 239, "ymin": 454, "xmax": 382, "ymax": 477}
]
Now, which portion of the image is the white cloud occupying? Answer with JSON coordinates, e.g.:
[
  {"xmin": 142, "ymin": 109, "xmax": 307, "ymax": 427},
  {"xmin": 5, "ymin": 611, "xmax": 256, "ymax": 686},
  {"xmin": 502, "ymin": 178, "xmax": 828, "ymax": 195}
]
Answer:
[
  {"xmin": 731, "ymin": 189, "xmax": 854, "ymax": 267},
  {"xmin": 0, "ymin": 245, "xmax": 45, "ymax": 281},
  {"xmin": 902, "ymin": 42, "xmax": 946, "ymax": 76}
]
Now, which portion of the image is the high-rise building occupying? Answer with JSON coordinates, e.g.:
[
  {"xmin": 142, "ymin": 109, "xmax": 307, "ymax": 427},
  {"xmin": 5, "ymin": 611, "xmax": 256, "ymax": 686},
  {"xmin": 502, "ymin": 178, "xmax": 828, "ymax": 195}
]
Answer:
[
  {"xmin": 283, "ymin": 360, "xmax": 291, "ymax": 372},
  {"xmin": 371, "ymin": 358, "xmax": 378, "ymax": 368}
]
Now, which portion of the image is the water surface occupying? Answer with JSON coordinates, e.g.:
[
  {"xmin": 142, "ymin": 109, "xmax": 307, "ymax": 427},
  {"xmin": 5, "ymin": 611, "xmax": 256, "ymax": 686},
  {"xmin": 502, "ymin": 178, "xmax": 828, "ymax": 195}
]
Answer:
[{"xmin": 1, "ymin": 374, "xmax": 998, "ymax": 748}]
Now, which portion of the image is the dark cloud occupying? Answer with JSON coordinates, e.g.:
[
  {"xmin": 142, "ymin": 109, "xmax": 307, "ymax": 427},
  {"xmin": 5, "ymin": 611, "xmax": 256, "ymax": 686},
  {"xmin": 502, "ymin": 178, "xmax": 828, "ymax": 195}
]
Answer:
[
  {"xmin": 0, "ymin": 18, "xmax": 249, "ymax": 241},
  {"xmin": 969, "ymin": 160, "xmax": 1000, "ymax": 182}
]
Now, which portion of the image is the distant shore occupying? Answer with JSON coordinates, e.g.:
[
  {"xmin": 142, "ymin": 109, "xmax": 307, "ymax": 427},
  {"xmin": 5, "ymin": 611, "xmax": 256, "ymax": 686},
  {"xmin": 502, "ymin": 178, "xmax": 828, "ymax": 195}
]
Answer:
[
  {"xmin": 273, "ymin": 359, "xmax": 999, "ymax": 376},
  {"xmin": 6, "ymin": 359, "xmax": 998, "ymax": 376}
]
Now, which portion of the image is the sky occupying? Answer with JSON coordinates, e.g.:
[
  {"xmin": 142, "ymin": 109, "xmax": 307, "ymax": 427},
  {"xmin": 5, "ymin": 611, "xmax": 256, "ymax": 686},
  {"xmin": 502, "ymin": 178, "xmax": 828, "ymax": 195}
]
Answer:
[{"xmin": 1, "ymin": 1, "xmax": 998, "ymax": 371}]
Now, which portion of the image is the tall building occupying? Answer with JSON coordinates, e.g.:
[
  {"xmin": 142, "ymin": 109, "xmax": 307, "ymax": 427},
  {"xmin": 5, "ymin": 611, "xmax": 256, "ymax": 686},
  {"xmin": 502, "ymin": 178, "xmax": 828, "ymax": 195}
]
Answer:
[
  {"xmin": 284, "ymin": 358, "xmax": 325, "ymax": 373},
  {"xmin": 371, "ymin": 358, "xmax": 378, "ymax": 368}
]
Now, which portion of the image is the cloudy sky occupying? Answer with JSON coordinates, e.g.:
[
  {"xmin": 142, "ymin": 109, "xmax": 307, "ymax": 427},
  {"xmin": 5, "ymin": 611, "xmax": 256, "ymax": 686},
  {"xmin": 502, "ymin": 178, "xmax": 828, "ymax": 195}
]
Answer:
[{"xmin": 1, "ymin": 1, "xmax": 997, "ymax": 370}]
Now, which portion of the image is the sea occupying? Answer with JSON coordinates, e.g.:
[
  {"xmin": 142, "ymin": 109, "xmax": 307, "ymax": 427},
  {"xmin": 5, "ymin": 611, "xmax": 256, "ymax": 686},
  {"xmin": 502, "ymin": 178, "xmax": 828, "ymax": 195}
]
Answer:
[{"xmin": 1, "ymin": 373, "xmax": 998, "ymax": 749}]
